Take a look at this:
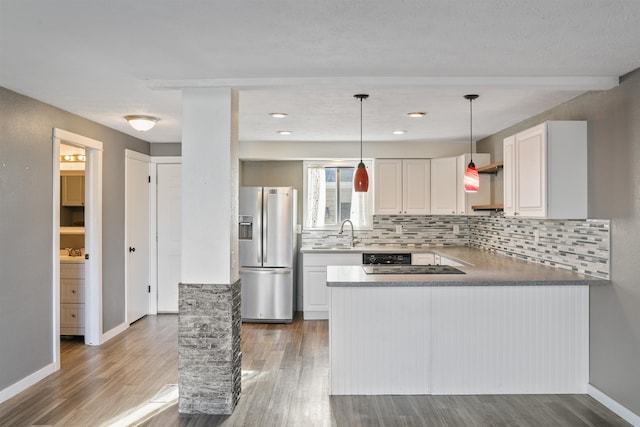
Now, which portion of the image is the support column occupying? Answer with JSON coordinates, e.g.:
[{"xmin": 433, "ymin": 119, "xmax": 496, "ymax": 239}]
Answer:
[{"xmin": 178, "ymin": 88, "xmax": 241, "ymax": 414}]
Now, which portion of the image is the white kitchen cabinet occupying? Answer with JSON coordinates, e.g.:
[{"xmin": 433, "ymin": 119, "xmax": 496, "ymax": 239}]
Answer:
[
  {"xmin": 431, "ymin": 154, "xmax": 491, "ymax": 215},
  {"xmin": 374, "ymin": 159, "xmax": 430, "ymax": 215},
  {"xmin": 302, "ymin": 252, "xmax": 361, "ymax": 320},
  {"xmin": 430, "ymin": 157, "xmax": 458, "ymax": 215},
  {"xmin": 61, "ymin": 171, "xmax": 85, "ymax": 206},
  {"xmin": 60, "ymin": 260, "xmax": 85, "ymax": 335},
  {"xmin": 503, "ymin": 121, "xmax": 587, "ymax": 218}
]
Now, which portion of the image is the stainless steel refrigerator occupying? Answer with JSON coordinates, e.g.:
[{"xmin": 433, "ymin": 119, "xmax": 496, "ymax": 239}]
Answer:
[{"xmin": 239, "ymin": 187, "xmax": 297, "ymax": 323}]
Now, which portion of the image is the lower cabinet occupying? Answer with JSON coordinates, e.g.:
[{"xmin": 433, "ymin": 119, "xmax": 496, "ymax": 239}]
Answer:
[
  {"xmin": 60, "ymin": 261, "xmax": 85, "ymax": 335},
  {"xmin": 302, "ymin": 253, "xmax": 361, "ymax": 320}
]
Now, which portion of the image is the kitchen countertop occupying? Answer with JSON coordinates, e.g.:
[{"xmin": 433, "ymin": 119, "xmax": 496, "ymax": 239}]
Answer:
[
  {"xmin": 326, "ymin": 246, "xmax": 609, "ymax": 287},
  {"xmin": 300, "ymin": 245, "xmax": 440, "ymax": 253}
]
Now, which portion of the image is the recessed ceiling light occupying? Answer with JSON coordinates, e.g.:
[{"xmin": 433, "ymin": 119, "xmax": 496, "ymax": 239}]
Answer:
[
  {"xmin": 407, "ymin": 112, "xmax": 427, "ymax": 118},
  {"xmin": 392, "ymin": 130, "xmax": 407, "ymax": 135},
  {"xmin": 277, "ymin": 130, "xmax": 292, "ymax": 135},
  {"xmin": 270, "ymin": 112, "xmax": 288, "ymax": 118}
]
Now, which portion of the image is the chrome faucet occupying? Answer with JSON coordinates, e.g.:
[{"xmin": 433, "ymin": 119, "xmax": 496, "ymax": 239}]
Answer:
[{"xmin": 338, "ymin": 219, "xmax": 356, "ymax": 247}]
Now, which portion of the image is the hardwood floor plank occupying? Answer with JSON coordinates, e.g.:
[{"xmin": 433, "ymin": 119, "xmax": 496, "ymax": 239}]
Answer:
[{"xmin": 0, "ymin": 313, "xmax": 632, "ymax": 427}]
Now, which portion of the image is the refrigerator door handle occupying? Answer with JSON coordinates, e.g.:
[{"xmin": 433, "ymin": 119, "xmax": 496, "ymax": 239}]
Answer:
[{"xmin": 240, "ymin": 268, "xmax": 292, "ymax": 275}]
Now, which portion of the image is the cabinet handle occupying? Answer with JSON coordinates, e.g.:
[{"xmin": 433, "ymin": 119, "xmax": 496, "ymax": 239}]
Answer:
[
  {"xmin": 72, "ymin": 290, "xmax": 76, "ymax": 294},
  {"xmin": 129, "ymin": 247, "xmax": 136, "ymax": 253},
  {"xmin": 71, "ymin": 314, "xmax": 76, "ymax": 318}
]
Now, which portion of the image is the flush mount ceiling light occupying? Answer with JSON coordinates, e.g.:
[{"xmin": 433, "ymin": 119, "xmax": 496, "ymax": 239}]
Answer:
[
  {"xmin": 407, "ymin": 112, "xmax": 427, "ymax": 118},
  {"xmin": 354, "ymin": 94, "xmax": 370, "ymax": 193},
  {"xmin": 124, "ymin": 115, "xmax": 159, "ymax": 132},
  {"xmin": 277, "ymin": 130, "xmax": 292, "ymax": 135},
  {"xmin": 270, "ymin": 112, "xmax": 288, "ymax": 118},
  {"xmin": 463, "ymin": 94, "xmax": 480, "ymax": 193},
  {"xmin": 392, "ymin": 130, "xmax": 407, "ymax": 135}
]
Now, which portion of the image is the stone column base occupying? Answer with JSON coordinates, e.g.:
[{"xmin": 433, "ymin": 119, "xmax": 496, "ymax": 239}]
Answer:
[{"xmin": 178, "ymin": 280, "xmax": 241, "ymax": 414}]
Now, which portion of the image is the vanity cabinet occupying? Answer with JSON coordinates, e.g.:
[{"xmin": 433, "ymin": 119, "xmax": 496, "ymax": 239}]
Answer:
[
  {"xmin": 302, "ymin": 252, "xmax": 362, "ymax": 320},
  {"xmin": 61, "ymin": 171, "xmax": 85, "ymax": 206},
  {"xmin": 503, "ymin": 121, "xmax": 587, "ymax": 218},
  {"xmin": 60, "ymin": 260, "xmax": 85, "ymax": 335},
  {"xmin": 431, "ymin": 154, "xmax": 490, "ymax": 215},
  {"xmin": 374, "ymin": 159, "xmax": 430, "ymax": 215}
]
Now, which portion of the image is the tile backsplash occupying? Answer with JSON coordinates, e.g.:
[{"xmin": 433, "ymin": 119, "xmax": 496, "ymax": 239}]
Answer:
[
  {"xmin": 301, "ymin": 214, "xmax": 610, "ymax": 279},
  {"xmin": 470, "ymin": 216, "xmax": 610, "ymax": 279}
]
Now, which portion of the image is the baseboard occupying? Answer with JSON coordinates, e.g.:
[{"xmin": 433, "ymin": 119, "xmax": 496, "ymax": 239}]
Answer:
[
  {"xmin": 588, "ymin": 384, "xmax": 640, "ymax": 427},
  {"xmin": 101, "ymin": 321, "xmax": 129, "ymax": 344},
  {"xmin": 0, "ymin": 362, "xmax": 57, "ymax": 404}
]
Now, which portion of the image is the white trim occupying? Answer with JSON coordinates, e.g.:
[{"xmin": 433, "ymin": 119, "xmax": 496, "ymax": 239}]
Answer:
[
  {"xmin": 53, "ymin": 128, "xmax": 103, "ymax": 151},
  {"xmin": 126, "ymin": 148, "xmax": 152, "ymax": 163},
  {"xmin": 588, "ymin": 384, "xmax": 640, "ymax": 427},
  {"xmin": 0, "ymin": 363, "xmax": 57, "ymax": 404},
  {"xmin": 52, "ymin": 138, "xmax": 61, "ymax": 370},
  {"xmin": 100, "ymin": 322, "xmax": 129, "ymax": 344},
  {"xmin": 151, "ymin": 156, "xmax": 182, "ymax": 164}
]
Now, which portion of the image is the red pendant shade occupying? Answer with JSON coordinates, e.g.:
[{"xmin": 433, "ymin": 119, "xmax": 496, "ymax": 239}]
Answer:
[
  {"xmin": 354, "ymin": 161, "xmax": 369, "ymax": 192},
  {"xmin": 464, "ymin": 161, "xmax": 479, "ymax": 193}
]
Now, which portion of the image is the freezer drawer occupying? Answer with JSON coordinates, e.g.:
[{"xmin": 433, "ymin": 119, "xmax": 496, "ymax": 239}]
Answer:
[{"xmin": 240, "ymin": 268, "xmax": 293, "ymax": 323}]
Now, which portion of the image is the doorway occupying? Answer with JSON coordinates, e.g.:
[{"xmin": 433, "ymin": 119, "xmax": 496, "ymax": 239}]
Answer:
[{"xmin": 52, "ymin": 129, "xmax": 103, "ymax": 370}]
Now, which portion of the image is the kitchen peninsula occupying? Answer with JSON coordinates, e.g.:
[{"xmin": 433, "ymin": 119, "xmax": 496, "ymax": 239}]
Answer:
[{"xmin": 326, "ymin": 247, "xmax": 608, "ymax": 396}]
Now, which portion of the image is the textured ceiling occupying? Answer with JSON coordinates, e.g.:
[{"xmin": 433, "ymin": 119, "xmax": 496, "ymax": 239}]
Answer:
[{"xmin": 1, "ymin": 1, "xmax": 639, "ymax": 144}]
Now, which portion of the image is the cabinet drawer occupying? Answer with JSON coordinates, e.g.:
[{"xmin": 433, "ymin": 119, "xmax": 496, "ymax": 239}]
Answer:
[
  {"xmin": 61, "ymin": 304, "xmax": 85, "ymax": 328},
  {"xmin": 61, "ymin": 279, "xmax": 84, "ymax": 303},
  {"xmin": 61, "ymin": 262, "xmax": 85, "ymax": 279}
]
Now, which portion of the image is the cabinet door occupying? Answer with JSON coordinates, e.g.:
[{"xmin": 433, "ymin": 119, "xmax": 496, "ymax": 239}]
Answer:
[
  {"xmin": 402, "ymin": 159, "xmax": 430, "ymax": 214},
  {"xmin": 374, "ymin": 159, "xmax": 403, "ymax": 214},
  {"xmin": 515, "ymin": 123, "xmax": 547, "ymax": 217},
  {"xmin": 303, "ymin": 266, "xmax": 329, "ymax": 320},
  {"xmin": 503, "ymin": 135, "xmax": 516, "ymax": 216},
  {"xmin": 61, "ymin": 174, "xmax": 85, "ymax": 206},
  {"xmin": 430, "ymin": 157, "xmax": 457, "ymax": 215}
]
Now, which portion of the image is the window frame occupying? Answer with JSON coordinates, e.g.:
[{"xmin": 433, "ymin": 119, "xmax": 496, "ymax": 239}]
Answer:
[{"xmin": 302, "ymin": 159, "xmax": 373, "ymax": 231}]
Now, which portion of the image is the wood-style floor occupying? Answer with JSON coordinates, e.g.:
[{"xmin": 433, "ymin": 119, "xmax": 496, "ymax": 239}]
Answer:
[{"xmin": 0, "ymin": 314, "xmax": 630, "ymax": 427}]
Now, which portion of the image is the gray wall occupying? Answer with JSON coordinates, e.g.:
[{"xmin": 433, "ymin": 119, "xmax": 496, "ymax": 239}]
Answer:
[
  {"xmin": 477, "ymin": 68, "xmax": 640, "ymax": 415},
  {"xmin": 150, "ymin": 143, "xmax": 181, "ymax": 157},
  {"xmin": 0, "ymin": 86, "xmax": 150, "ymax": 390},
  {"xmin": 240, "ymin": 160, "xmax": 304, "ymax": 225}
]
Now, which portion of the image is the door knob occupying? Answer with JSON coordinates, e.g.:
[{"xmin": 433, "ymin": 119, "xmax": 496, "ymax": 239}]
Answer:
[{"xmin": 129, "ymin": 247, "xmax": 136, "ymax": 253}]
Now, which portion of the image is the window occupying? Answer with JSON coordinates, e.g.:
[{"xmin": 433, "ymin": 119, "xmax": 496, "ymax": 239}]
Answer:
[{"xmin": 303, "ymin": 160, "xmax": 373, "ymax": 230}]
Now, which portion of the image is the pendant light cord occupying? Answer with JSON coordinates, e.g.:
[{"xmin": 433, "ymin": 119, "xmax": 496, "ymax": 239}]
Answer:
[
  {"xmin": 469, "ymin": 96, "xmax": 473, "ymax": 163},
  {"xmin": 360, "ymin": 96, "xmax": 363, "ymax": 162}
]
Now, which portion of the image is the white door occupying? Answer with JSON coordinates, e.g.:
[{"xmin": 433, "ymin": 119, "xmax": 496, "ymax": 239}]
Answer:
[
  {"xmin": 157, "ymin": 163, "xmax": 182, "ymax": 313},
  {"xmin": 126, "ymin": 152, "xmax": 150, "ymax": 323}
]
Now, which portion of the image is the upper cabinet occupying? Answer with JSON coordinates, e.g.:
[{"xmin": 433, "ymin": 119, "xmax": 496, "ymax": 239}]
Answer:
[
  {"xmin": 374, "ymin": 159, "xmax": 431, "ymax": 215},
  {"xmin": 503, "ymin": 121, "xmax": 587, "ymax": 219},
  {"xmin": 61, "ymin": 171, "xmax": 85, "ymax": 206},
  {"xmin": 431, "ymin": 153, "xmax": 491, "ymax": 215}
]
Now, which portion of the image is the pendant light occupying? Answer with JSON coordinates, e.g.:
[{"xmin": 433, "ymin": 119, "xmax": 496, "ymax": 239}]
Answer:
[
  {"xmin": 353, "ymin": 94, "xmax": 370, "ymax": 192},
  {"xmin": 463, "ymin": 94, "xmax": 480, "ymax": 193}
]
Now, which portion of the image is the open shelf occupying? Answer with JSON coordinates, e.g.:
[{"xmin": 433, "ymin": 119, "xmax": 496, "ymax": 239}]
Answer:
[
  {"xmin": 472, "ymin": 204, "xmax": 504, "ymax": 212},
  {"xmin": 477, "ymin": 161, "xmax": 503, "ymax": 174}
]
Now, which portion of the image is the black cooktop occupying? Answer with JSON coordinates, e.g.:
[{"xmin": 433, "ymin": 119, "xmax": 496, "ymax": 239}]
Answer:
[{"xmin": 362, "ymin": 265, "xmax": 466, "ymax": 275}]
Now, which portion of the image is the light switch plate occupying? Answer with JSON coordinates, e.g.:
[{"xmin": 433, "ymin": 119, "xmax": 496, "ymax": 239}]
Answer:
[
  {"xmin": 395, "ymin": 225, "xmax": 403, "ymax": 234},
  {"xmin": 453, "ymin": 225, "xmax": 460, "ymax": 234}
]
